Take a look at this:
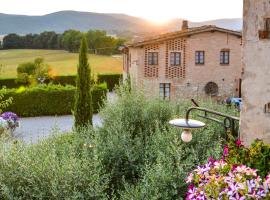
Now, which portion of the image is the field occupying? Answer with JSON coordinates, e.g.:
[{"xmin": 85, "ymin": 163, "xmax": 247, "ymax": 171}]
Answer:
[{"xmin": 0, "ymin": 49, "xmax": 123, "ymax": 78}]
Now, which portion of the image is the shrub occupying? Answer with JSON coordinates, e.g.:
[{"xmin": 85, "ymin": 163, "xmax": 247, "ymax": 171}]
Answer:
[
  {"xmin": 1, "ymin": 84, "xmax": 107, "ymax": 117},
  {"xmin": 97, "ymin": 74, "xmax": 122, "ymax": 91},
  {"xmin": 49, "ymin": 75, "xmax": 76, "ymax": 86},
  {"xmin": 94, "ymin": 87, "xmax": 231, "ymax": 198},
  {"xmin": 16, "ymin": 58, "xmax": 52, "ymax": 85},
  {"xmin": 0, "ymin": 78, "xmax": 26, "ymax": 88},
  {"xmin": 17, "ymin": 62, "xmax": 36, "ymax": 75},
  {"xmin": 74, "ymin": 36, "xmax": 93, "ymax": 127},
  {"xmin": 225, "ymin": 138, "xmax": 270, "ymax": 177},
  {"xmin": 0, "ymin": 130, "xmax": 108, "ymax": 199},
  {"xmin": 0, "ymin": 86, "xmax": 240, "ymax": 199}
]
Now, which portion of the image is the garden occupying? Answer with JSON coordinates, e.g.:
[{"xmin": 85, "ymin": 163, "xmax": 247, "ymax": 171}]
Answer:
[
  {"xmin": 0, "ymin": 84, "xmax": 269, "ymax": 199},
  {"xmin": 0, "ymin": 37, "xmax": 269, "ymax": 200}
]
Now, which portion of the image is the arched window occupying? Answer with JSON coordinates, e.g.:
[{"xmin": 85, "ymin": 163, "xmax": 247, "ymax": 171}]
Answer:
[{"xmin": 205, "ymin": 82, "xmax": 219, "ymax": 96}]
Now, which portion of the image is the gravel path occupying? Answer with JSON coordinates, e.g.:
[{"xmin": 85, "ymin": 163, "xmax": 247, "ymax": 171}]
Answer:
[
  {"xmin": 14, "ymin": 115, "xmax": 102, "ymax": 143},
  {"xmin": 13, "ymin": 92, "xmax": 116, "ymax": 143}
]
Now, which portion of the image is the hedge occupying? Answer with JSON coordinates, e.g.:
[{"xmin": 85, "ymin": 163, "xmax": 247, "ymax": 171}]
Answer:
[
  {"xmin": 0, "ymin": 78, "xmax": 27, "ymax": 88},
  {"xmin": 1, "ymin": 84, "xmax": 107, "ymax": 117},
  {"xmin": 0, "ymin": 76, "xmax": 76, "ymax": 88},
  {"xmin": 48, "ymin": 75, "xmax": 76, "ymax": 86},
  {"xmin": 0, "ymin": 74, "xmax": 122, "ymax": 90},
  {"xmin": 97, "ymin": 73, "xmax": 122, "ymax": 91}
]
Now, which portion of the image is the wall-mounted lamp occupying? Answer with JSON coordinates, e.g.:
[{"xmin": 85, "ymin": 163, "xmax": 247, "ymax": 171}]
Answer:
[
  {"xmin": 169, "ymin": 118, "xmax": 205, "ymax": 142},
  {"xmin": 169, "ymin": 99, "xmax": 240, "ymax": 142}
]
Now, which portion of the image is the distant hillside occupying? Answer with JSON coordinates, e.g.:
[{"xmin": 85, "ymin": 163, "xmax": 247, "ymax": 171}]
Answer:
[{"xmin": 0, "ymin": 11, "xmax": 242, "ymax": 35}]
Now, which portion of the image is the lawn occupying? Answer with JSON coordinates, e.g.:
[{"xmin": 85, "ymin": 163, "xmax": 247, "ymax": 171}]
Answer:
[{"xmin": 0, "ymin": 49, "xmax": 123, "ymax": 78}]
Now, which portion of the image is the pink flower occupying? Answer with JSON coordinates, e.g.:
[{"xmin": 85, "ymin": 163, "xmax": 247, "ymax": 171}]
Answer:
[
  {"xmin": 235, "ymin": 139, "xmax": 243, "ymax": 147},
  {"xmin": 208, "ymin": 157, "xmax": 215, "ymax": 164},
  {"xmin": 223, "ymin": 145, "xmax": 229, "ymax": 157}
]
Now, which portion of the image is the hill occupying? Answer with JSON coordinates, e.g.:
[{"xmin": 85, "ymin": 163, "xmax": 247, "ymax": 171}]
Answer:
[{"xmin": 0, "ymin": 11, "xmax": 242, "ymax": 35}]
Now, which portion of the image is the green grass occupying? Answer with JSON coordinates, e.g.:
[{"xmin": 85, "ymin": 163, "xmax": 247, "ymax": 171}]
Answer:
[{"xmin": 0, "ymin": 49, "xmax": 123, "ymax": 78}]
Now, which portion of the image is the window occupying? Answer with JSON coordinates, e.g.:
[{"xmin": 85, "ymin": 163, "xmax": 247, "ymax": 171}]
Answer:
[
  {"xmin": 259, "ymin": 18, "xmax": 270, "ymax": 39},
  {"xmin": 266, "ymin": 18, "xmax": 270, "ymax": 31},
  {"xmin": 220, "ymin": 50, "xmax": 230, "ymax": 65},
  {"xmin": 148, "ymin": 52, "xmax": 158, "ymax": 65},
  {"xmin": 159, "ymin": 83, "xmax": 171, "ymax": 99},
  {"xmin": 170, "ymin": 52, "xmax": 181, "ymax": 66},
  {"xmin": 264, "ymin": 103, "xmax": 270, "ymax": 113},
  {"xmin": 195, "ymin": 51, "xmax": 205, "ymax": 65}
]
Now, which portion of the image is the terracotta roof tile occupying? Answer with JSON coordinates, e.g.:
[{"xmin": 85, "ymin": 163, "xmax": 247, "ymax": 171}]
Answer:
[{"xmin": 129, "ymin": 25, "xmax": 242, "ymax": 47}]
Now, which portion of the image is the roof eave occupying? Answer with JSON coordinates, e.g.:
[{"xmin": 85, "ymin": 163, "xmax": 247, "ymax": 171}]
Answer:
[{"xmin": 130, "ymin": 27, "xmax": 242, "ymax": 48}]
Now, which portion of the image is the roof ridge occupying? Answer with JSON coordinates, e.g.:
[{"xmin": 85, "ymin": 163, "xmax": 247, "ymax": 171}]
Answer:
[{"xmin": 130, "ymin": 25, "xmax": 241, "ymax": 47}]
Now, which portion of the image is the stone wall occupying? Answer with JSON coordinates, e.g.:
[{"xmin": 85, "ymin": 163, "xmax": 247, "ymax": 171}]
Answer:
[{"xmin": 241, "ymin": 0, "xmax": 270, "ymax": 145}]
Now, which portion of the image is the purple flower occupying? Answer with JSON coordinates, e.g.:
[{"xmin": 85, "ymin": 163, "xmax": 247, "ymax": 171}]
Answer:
[
  {"xmin": 1, "ymin": 112, "xmax": 19, "ymax": 130},
  {"xmin": 1, "ymin": 112, "xmax": 19, "ymax": 122}
]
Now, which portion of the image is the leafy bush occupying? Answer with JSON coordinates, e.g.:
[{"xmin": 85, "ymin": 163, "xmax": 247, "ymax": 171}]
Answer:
[
  {"xmin": 1, "ymin": 84, "xmax": 107, "ymax": 117},
  {"xmin": 94, "ymin": 87, "xmax": 233, "ymax": 198},
  {"xmin": 0, "ymin": 86, "xmax": 240, "ymax": 199},
  {"xmin": 17, "ymin": 62, "xmax": 36, "ymax": 75},
  {"xmin": 0, "ymin": 78, "xmax": 26, "ymax": 88},
  {"xmin": 49, "ymin": 75, "xmax": 77, "ymax": 86},
  {"xmin": 97, "ymin": 73, "xmax": 122, "ymax": 91},
  {"xmin": 225, "ymin": 138, "xmax": 270, "ymax": 177},
  {"xmin": 16, "ymin": 58, "xmax": 52, "ymax": 85},
  {"xmin": 0, "ymin": 131, "xmax": 108, "ymax": 199},
  {"xmin": 0, "ymin": 73, "xmax": 121, "ymax": 89}
]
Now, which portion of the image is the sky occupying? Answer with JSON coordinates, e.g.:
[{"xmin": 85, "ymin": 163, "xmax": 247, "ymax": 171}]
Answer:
[{"xmin": 1, "ymin": 0, "xmax": 243, "ymax": 23}]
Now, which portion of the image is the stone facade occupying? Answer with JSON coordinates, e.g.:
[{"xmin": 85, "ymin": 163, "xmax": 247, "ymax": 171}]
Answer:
[
  {"xmin": 123, "ymin": 25, "xmax": 242, "ymax": 100},
  {"xmin": 241, "ymin": 0, "xmax": 270, "ymax": 145}
]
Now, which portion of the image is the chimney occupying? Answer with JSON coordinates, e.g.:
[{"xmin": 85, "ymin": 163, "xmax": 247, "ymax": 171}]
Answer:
[{"xmin": 182, "ymin": 20, "xmax": 188, "ymax": 30}]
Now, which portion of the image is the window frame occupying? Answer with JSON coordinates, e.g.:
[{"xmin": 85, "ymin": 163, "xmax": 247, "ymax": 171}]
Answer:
[
  {"xmin": 195, "ymin": 51, "xmax": 205, "ymax": 65},
  {"xmin": 159, "ymin": 83, "xmax": 171, "ymax": 100},
  {"xmin": 148, "ymin": 52, "xmax": 159, "ymax": 65},
  {"xmin": 170, "ymin": 52, "xmax": 181, "ymax": 66},
  {"xmin": 220, "ymin": 50, "xmax": 230, "ymax": 65}
]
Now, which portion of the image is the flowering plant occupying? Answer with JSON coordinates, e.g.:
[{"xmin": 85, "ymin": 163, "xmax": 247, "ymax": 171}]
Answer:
[
  {"xmin": 186, "ymin": 158, "xmax": 270, "ymax": 199},
  {"xmin": 225, "ymin": 137, "xmax": 270, "ymax": 177},
  {"xmin": 0, "ymin": 112, "xmax": 19, "ymax": 132},
  {"xmin": 0, "ymin": 117, "xmax": 8, "ymax": 133}
]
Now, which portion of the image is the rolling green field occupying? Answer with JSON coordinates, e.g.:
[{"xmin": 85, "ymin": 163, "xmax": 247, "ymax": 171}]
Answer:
[{"xmin": 0, "ymin": 49, "xmax": 123, "ymax": 78}]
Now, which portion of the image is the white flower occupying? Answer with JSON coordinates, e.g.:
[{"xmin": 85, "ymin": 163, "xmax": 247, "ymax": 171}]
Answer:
[{"xmin": 0, "ymin": 117, "xmax": 8, "ymax": 129}]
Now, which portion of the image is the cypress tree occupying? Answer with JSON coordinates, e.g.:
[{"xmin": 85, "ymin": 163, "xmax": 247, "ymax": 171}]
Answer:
[{"xmin": 74, "ymin": 36, "xmax": 93, "ymax": 128}]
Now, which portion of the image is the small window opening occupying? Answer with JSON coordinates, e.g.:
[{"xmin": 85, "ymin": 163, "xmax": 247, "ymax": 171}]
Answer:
[
  {"xmin": 259, "ymin": 18, "xmax": 270, "ymax": 39},
  {"xmin": 264, "ymin": 102, "xmax": 270, "ymax": 113}
]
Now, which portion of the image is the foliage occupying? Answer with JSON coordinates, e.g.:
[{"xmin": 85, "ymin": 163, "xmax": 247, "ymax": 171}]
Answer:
[
  {"xmin": 1, "ymin": 84, "xmax": 106, "ymax": 117},
  {"xmin": 225, "ymin": 137, "xmax": 270, "ymax": 177},
  {"xmin": 0, "ymin": 74, "xmax": 121, "ymax": 88},
  {"xmin": 186, "ymin": 159, "xmax": 270, "ymax": 199},
  {"xmin": 0, "ymin": 86, "xmax": 241, "ymax": 199},
  {"xmin": 94, "ymin": 86, "xmax": 231, "ymax": 198},
  {"xmin": 16, "ymin": 57, "xmax": 52, "ymax": 85},
  {"xmin": 0, "ymin": 88, "xmax": 12, "ymax": 113},
  {"xmin": 0, "ymin": 78, "xmax": 25, "ymax": 88},
  {"xmin": 97, "ymin": 73, "xmax": 122, "ymax": 91},
  {"xmin": 0, "ymin": 112, "xmax": 19, "ymax": 132},
  {"xmin": 0, "ymin": 131, "xmax": 108, "ymax": 199},
  {"xmin": 74, "ymin": 36, "xmax": 93, "ymax": 128},
  {"xmin": 3, "ymin": 30, "xmax": 125, "ymax": 55}
]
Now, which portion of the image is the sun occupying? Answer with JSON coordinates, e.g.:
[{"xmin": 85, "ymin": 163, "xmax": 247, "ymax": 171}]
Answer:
[{"xmin": 144, "ymin": 15, "xmax": 173, "ymax": 25}]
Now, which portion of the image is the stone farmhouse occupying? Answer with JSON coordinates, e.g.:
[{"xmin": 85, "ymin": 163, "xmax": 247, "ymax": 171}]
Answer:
[
  {"xmin": 121, "ymin": 21, "xmax": 242, "ymax": 100},
  {"xmin": 241, "ymin": 0, "xmax": 270, "ymax": 145}
]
